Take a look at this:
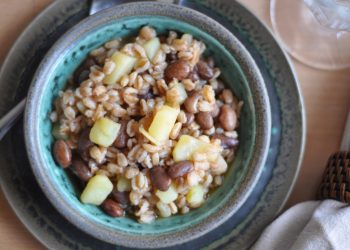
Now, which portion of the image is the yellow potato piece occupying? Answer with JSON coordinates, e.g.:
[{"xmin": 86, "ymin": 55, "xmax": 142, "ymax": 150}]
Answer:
[
  {"xmin": 143, "ymin": 37, "xmax": 160, "ymax": 60},
  {"xmin": 186, "ymin": 185, "xmax": 205, "ymax": 208},
  {"xmin": 156, "ymin": 185, "xmax": 178, "ymax": 204},
  {"xmin": 89, "ymin": 117, "xmax": 121, "ymax": 147},
  {"xmin": 166, "ymin": 83, "xmax": 188, "ymax": 106},
  {"xmin": 148, "ymin": 105, "xmax": 180, "ymax": 143},
  {"xmin": 80, "ymin": 175, "xmax": 113, "ymax": 205},
  {"xmin": 117, "ymin": 177, "xmax": 131, "ymax": 192},
  {"xmin": 172, "ymin": 135, "xmax": 219, "ymax": 162},
  {"xmin": 103, "ymin": 52, "xmax": 137, "ymax": 84},
  {"xmin": 139, "ymin": 126, "xmax": 161, "ymax": 146}
]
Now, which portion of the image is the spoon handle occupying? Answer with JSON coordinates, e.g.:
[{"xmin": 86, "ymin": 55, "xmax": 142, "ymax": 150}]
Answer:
[
  {"xmin": 0, "ymin": 98, "xmax": 26, "ymax": 140},
  {"xmin": 0, "ymin": 0, "xmax": 184, "ymax": 141}
]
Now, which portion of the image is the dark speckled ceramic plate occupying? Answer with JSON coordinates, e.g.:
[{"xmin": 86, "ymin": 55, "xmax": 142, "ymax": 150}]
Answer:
[{"xmin": 0, "ymin": 0, "xmax": 305, "ymax": 249}]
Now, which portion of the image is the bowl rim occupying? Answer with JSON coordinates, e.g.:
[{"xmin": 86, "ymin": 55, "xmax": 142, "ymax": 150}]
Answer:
[{"xmin": 24, "ymin": 2, "xmax": 271, "ymax": 248}]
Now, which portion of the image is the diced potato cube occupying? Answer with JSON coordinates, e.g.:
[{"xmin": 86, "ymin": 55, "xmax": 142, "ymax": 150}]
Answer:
[
  {"xmin": 117, "ymin": 176, "xmax": 131, "ymax": 192},
  {"xmin": 156, "ymin": 185, "xmax": 178, "ymax": 204},
  {"xmin": 172, "ymin": 135, "xmax": 218, "ymax": 162},
  {"xmin": 148, "ymin": 105, "xmax": 180, "ymax": 143},
  {"xmin": 103, "ymin": 52, "xmax": 137, "ymax": 84},
  {"xmin": 89, "ymin": 118, "xmax": 121, "ymax": 147},
  {"xmin": 166, "ymin": 83, "xmax": 188, "ymax": 106},
  {"xmin": 186, "ymin": 185, "xmax": 205, "ymax": 208},
  {"xmin": 139, "ymin": 126, "xmax": 161, "ymax": 146},
  {"xmin": 143, "ymin": 37, "xmax": 160, "ymax": 60},
  {"xmin": 80, "ymin": 175, "xmax": 113, "ymax": 205}
]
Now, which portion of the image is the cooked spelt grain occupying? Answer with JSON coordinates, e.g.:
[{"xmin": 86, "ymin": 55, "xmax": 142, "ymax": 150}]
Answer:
[
  {"xmin": 103, "ymin": 60, "xmax": 116, "ymax": 75},
  {"xmin": 90, "ymin": 47, "xmax": 106, "ymax": 57},
  {"xmin": 117, "ymin": 153, "xmax": 128, "ymax": 168}
]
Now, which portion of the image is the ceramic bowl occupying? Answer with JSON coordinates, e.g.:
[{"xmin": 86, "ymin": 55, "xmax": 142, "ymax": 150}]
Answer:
[{"xmin": 24, "ymin": 2, "xmax": 271, "ymax": 248}]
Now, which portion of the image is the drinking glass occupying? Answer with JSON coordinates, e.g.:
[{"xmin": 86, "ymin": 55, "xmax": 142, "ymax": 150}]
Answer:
[{"xmin": 270, "ymin": 0, "xmax": 350, "ymax": 70}]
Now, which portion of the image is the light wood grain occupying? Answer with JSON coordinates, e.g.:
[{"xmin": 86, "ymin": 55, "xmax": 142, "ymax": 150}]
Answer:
[{"xmin": 0, "ymin": 0, "xmax": 349, "ymax": 249}]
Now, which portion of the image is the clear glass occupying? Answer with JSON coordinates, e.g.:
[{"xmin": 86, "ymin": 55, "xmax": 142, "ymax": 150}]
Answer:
[{"xmin": 270, "ymin": 0, "xmax": 350, "ymax": 70}]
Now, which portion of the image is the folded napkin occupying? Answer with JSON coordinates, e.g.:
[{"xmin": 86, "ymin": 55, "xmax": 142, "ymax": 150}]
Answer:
[{"xmin": 252, "ymin": 200, "xmax": 350, "ymax": 250}]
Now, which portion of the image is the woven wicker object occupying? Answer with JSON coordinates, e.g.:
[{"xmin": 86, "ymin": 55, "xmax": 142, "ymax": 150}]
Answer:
[{"xmin": 318, "ymin": 151, "xmax": 350, "ymax": 202}]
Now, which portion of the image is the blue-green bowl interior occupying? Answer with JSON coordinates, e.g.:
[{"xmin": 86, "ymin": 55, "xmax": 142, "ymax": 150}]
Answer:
[{"xmin": 38, "ymin": 16, "xmax": 255, "ymax": 235}]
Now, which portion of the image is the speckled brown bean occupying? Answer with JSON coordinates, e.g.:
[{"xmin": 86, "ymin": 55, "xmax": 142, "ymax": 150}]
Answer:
[
  {"xmin": 197, "ymin": 60, "xmax": 214, "ymax": 80},
  {"xmin": 150, "ymin": 166, "xmax": 171, "ymax": 191},
  {"xmin": 211, "ymin": 134, "xmax": 239, "ymax": 149},
  {"xmin": 219, "ymin": 105, "xmax": 237, "ymax": 131},
  {"xmin": 188, "ymin": 66, "xmax": 199, "ymax": 82},
  {"xmin": 114, "ymin": 120, "xmax": 128, "ymax": 148},
  {"xmin": 166, "ymin": 52, "xmax": 177, "ymax": 63},
  {"xmin": 71, "ymin": 157, "xmax": 92, "ymax": 182},
  {"xmin": 165, "ymin": 60, "xmax": 190, "ymax": 81},
  {"xmin": 111, "ymin": 190, "xmax": 130, "ymax": 207},
  {"xmin": 195, "ymin": 112, "xmax": 213, "ymax": 130},
  {"xmin": 184, "ymin": 112, "xmax": 194, "ymax": 126},
  {"xmin": 53, "ymin": 140, "xmax": 72, "ymax": 168},
  {"xmin": 101, "ymin": 199, "xmax": 124, "ymax": 217},
  {"xmin": 138, "ymin": 91, "xmax": 154, "ymax": 100},
  {"xmin": 184, "ymin": 92, "xmax": 200, "ymax": 113},
  {"xmin": 78, "ymin": 128, "xmax": 93, "ymax": 162},
  {"xmin": 209, "ymin": 102, "xmax": 220, "ymax": 118},
  {"xmin": 168, "ymin": 161, "xmax": 193, "ymax": 179}
]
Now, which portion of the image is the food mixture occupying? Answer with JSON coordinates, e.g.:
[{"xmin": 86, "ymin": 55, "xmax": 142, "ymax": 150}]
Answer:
[{"xmin": 51, "ymin": 26, "xmax": 242, "ymax": 223}]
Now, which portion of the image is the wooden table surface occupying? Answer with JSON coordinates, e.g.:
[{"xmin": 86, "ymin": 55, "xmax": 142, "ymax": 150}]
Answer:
[{"xmin": 0, "ymin": 0, "xmax": 349, "ymax": 249}]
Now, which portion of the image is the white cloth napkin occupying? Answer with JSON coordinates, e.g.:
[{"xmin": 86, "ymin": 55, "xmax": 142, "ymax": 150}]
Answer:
[{"xmin": 251, "ymin": 200, "xmax": 350, "ymax": 250}]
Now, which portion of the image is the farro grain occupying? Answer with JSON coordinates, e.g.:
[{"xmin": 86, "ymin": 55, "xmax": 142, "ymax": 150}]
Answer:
[
  {"xmin": 104, "ymin": 39, "xmax": 120, "ymax": 49},
  {"xmin": 103, "ymin": 60, "xmax": 116, "ymax": 75},
  {"xmin": 198, "ymin": 100, "xmax": 213, "ymax": 112},
  {"xmin": 82, "ymin": 97, "xmax": 96, "ymax": 110},
  {"xmin": 129, "ymin": 190, "xmax": 142, "ymax": 205},
  {"xmin": 182, "ymin": 79, "xmax": 196, "ymax": 91},
  {"xmin": 138, "ymin": 211, "xmax": 156, "ymax": 223},
  {"xmin": 117, "ymin": 153, "xmax": 128, "ymax": 168},
  {"xmin": 176, "ymin": 195, "xmax": 186, "ymax": 208},
  {"xmin": 89, "ymin": 70, "xmax": 105, "ymax": 83},
  {"xmin": 120, "ymin": 75, "xmax": 129, "ymax": 87},
  {"xmin": 181, "ymin": 206, "xmax": 190, "ymax": 214},
  {"xmin": 170, "ymin": 122, "xmax": 182, "ymax": 140},
  {"xmin": 143, "ymin": 154, "xmax": 153, "ymax": 169},
  {"xmin": 90, "ymin": 47, "xmax": 106, "ymax": 57},
  {"xmin": 125, "ymin": 167, "xmax": 140, "ymax": 179},
  {"xmin": 156, "ymin": 202, "xmax": 171, "ymax": 217},
  {"xmin": 187, "ymin": 171, "xmax": 201, "ymax": 186},
  {"xmin": 194, "ymin": 161, "xmax": 210, "ymax": 171},
  {"xmin": 106, "ymin": 163, "xmax": 119, "ymax": 175},
  {"xmin": 169, "ymin": 202, "xmax": 178, "ymax": 214},
  {"xmin": 151, "ymin": 153, "xmax": 160, "ymax": 166},
  {"xmin": 139, "ymin": 26, "xmax": 156, "ymax": 40}
]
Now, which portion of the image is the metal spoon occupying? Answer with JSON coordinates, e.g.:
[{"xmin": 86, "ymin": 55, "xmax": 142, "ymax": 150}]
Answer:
[{"xmin": 0, "ymin": 0, "xmax": 125, "ymax": 141}]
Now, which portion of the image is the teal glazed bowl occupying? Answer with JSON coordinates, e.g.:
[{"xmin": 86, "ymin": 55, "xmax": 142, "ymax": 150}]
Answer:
[{"xmin": 24, "ymin": 2, "xmax": 271, "ymax": 248}]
